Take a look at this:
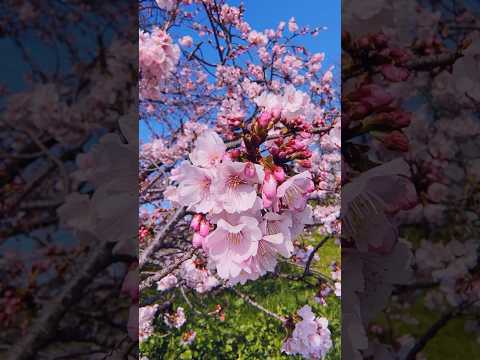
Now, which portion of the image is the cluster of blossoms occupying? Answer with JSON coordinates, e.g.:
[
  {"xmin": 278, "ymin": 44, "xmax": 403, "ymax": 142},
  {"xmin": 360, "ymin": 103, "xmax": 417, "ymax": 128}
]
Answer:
[
  {"xmin": 282, "ymin": 305, "xmax": 333, "ymax": 359},
  {"xmin": 157, "ymin": 257, "xmax": 220, "ymax": 294},
  {"xmin": 331, "ymin": 262, "xmax": 341, "ymax": 297},
  {"xmin": 141, "ymin": 121, "xmax": 208, "ymax": 165},
  {"xmin": 166, "ymin": 129, "xmax": 315, "ymax": 284},
  {"xmin": 139, "ymin": 304, "xmax": 159, "ymax": 343},
  {"xmin": 313, "ymin": 262, "xmax": 341, "ymax": 306},
  {"xmin": 139, "ymin": 26, "xmax": 180, "ymax": 99}
]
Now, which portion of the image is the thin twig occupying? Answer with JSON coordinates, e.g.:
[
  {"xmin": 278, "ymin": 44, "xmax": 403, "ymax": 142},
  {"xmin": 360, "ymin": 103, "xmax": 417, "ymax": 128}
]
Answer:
[
  {"xmin": 140, "ymin": 248, "xmax": 196, "ymax": 291},
  {"xmin": 230, "ymin": 287, "xmax": 286, "ymax": 323},
  {"xmin": 139, "ymin": 206, "xmax": 187, "ymax": 269},
  {"xmin": 302, "ymin": 237, "xmax": 330, "ymax": 278}
]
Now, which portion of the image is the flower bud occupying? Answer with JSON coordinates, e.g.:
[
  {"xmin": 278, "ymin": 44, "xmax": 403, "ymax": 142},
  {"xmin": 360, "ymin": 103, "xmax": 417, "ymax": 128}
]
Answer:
[
  {"xmin": 192, "ymin": 233, "xmax": 205, "ymax": 248},
  {"xmin": 199, "ymin": 220, "xmax": 211, "ymax": 237},
  {"xmin": 270, "ymin": 146, "xmax": 279, "ymax": 156},
  {"xmin": 298, "ymin": 159, "xmax": 312, "ymax": 168},
  {"xmin": 244, "ymin": 162, "xmax": 256, "ymax": 178},
  {"xmin": 190, "ymin": 214, "xmax": 203, "ymax": 231},
  {"xmin": 272, "ymin": 108, "xmax": 281, "ymax": 120},
  {"xmin": 372, "ymin": 130, "xmax": 409, "ymax": 152},
  {"xmin": 262, "ymin": 171, "xmax": 278, "ymax": 199},
  {"xmin": 258, "ymin": 111, "xmax": 272, "ymax": 128},
  {"xmin": 228, "ymin": 149, "xmax": 241, "ymax": 159},
  {"xmin": 262, "ymin": 191, "xmax": 274, "ymax": 208},
  {"xmin": 273, "ymin": 166, "xmax": 286, "ymax": 182}
]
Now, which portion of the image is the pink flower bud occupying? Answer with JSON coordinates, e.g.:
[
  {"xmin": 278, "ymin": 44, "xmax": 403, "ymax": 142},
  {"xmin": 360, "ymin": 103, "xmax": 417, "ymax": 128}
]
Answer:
[
  {"xmin": 380, "ymin": 64, "xmax": 409, "ymax": 82},
  {"xmin": 270, "ymin": 146, "xmax": 279, "ymax": 156},
  {"xmin": 299, "ymin": 159, "xmax": 312, "ymax": 168},
  {"xmin": 192, "ymin": 233, "xmax": 205, "ymax": 248},
  {"xmin": 262, "ymin": 171, "xmax": 278, "ymax": 199},
  {"xmin": 190, "ymin": 214, "xmax": 202, "ymax": 231},
  {"xmin": 244, "ymin": 162, "xmax": 256, "ymax": 178},
  {"xmin": 373, "ymin": 130, "xmax": 409, "ymax": 152},
  {"xmin": 293, "ymin": 140, "xmax": 306, "ymax": 151},
  {"xmin": 228, "ymin": 149, "xmax": 241, "ymax": 160},
  {"xmin": 272, "ymin": 108, "xmax": 281, "ymax": 120},
  {"xmin": 199, "ymin": 220, "xmax": 210, "ymax": 237},
  {"xmin": 262, "ymin": 192, "xmax": 273, "ymax": 208},
  {"xmin": 306, "ymin": 179, "xmax": 315, "ymax": 193},
  {"xmin": 358, "ymin": 36, "xmax": 370, "ymax": 48},
  {"xmin": 258, "ymin": 111, "xmax": 272, "ymax": 127},
  {"xmin": 273, "ymin": 166, "xmax": 286, "ymax": 182}
]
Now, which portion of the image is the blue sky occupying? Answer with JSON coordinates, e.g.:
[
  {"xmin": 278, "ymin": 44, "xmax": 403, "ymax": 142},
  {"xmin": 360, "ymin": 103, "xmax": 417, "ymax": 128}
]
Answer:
[
  {"xmin": 232, "ymin": 0, "xmax": 340, "ymax": 69},
  {"xmin": 141, "ymin": 1, "xmax": 341, "ymax": 142}
]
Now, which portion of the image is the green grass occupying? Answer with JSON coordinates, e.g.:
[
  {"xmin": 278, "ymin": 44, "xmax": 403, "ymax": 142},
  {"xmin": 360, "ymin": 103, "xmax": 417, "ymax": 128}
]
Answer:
[{"xmin": 141, "ymin": 233, "xmax": 341, "ymax": 360}]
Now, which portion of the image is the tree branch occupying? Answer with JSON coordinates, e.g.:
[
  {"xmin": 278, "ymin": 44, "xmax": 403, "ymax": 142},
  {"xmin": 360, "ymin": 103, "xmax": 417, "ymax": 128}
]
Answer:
[{"xmin": 139, "ymin": 206, "xmax": 187, "ymax": 269}]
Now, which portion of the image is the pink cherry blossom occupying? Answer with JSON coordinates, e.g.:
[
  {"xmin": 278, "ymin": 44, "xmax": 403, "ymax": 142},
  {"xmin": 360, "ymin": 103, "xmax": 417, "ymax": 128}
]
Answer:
[
  {"xmin": 180, "ymin": 330, "xmax": 197, "ymax": 345},
  {"xmin": 205, "ymin": 215, "xmax": 262, "ymax": 279},
  {"xmin": 215, "ymin": 161, "xmax": 263, "ymax": 213},
  {"xmin": 248, "ymin": 30, "xmax": 268, "ymax": 46},
  {"xmin": 276, "ymin": 171, "xmax": 314, "ymax": 211},
  {"xmin": 189, "ymin": 130, "xmax": 226, "ymax": 168},
  {"xmin": 288, "ymin": 17, "xmax": 299, "ymax": 32},
  {"xmin": 179, "ymin": 35, "xmax": 193, "ymax": 47},
  {"xmin": 157, "ymin": 274, "xmax": 178, "ymax": 291},
  {"xmin": 156, "ymin": 0, "xmax": 176, "ymax": 11},
  {"xmin": 139, "ymin": 304, "xmax": 159, "ymax": 342},
  {"xmin": 164, "ymin": 307, "xmax": 186, "ymax": 328},
  {"xmin": 166, "ymin": 163, "xmax": 218, "ymax": 213},
  {"xmin": 282, "ymin": 305, "xmax": 332, "ymax": 359}
]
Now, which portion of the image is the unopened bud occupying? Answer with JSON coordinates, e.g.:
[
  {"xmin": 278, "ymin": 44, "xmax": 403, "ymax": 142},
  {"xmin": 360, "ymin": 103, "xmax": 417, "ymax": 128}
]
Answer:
[
  {"xmin": 191, "ymin": 214, "xmax": 203, "ymax": 231},
  {"xmin": 258, "ymin": 111, "xmax": 272, "ymax": 128},
  {"xmin": 199, "ymin": 220, "xmax": 211, "ymax": 237},
  {"xmin": 273, "ymin": 166, "xmax": 286, "ymax": 182}
]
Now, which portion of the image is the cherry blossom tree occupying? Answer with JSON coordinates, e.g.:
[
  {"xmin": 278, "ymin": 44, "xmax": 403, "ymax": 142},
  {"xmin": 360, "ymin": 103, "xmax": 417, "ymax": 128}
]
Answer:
[{"xmin": 139, "ymin": 0, "xmax": 340, "ymax": 358}]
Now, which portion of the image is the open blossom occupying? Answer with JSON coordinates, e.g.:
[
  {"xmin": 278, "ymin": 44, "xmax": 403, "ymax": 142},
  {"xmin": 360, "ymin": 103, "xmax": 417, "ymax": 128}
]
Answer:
[
  {"xmin": 179, "ymin": 35, "xmax": 193, "ymax": 47},
  {"xmin": 182, "ymin": 257, "xmax": 220, "ymax": 293},
  {"xmin": 166, "ymin": 162, "xmax": 218, "ymax": 213},
  {"xmin": 206, "ymin": 215, "xmax": 262, "ymax": 279},
  {"xmin": 248, "ymin": 30, "xmax": 268, "ymax": 46},
  {"xmin": 282, "ymin": 305, "xmax": 332, "ymax": 359},
  {"xmin": 157, "ymin": 274, "xmax": 178, "ymax": 291},
  {"xmin": 215, "ymin": 160, "xmax": 264, "ymax": 213},
  {"xmin": 254, "ymin": 91, "xmax": 283, "ymax": 113},
  {"xmin": 156, "ymin": 0, "xmax": 175, "ymax": 11},
  {"xmin": 282, "ymin": 85, "xmax": 311, "ymax": 120},
  {"xmin": 288, "ymin": 17, "xmax": 299, "ymax": 32},
  {"xmin": 276, "ymin": 171, "xmax": 314, "ymax": 211},
  {"xmin": 248, "ymin": 232, "xmax": 288, "ymax": 275},
  {"xmin": 164, "ymin": 307, "xmax": 186, "ymax": 328},
  {"xmin": 293, "ymin": 242, "xmax": 318, "ymax": 266},
  {"xmin": 189, "ymin": 130, "xmax": 226, "ymax": 168},
  {"xmin": 180, "ymin": 330, "xmax": 197, "ymax": 345},
  {"xmin": 254, "ymin": 85, "xmax": 311, "ymax": 121},
  {"xmin": 139, "ymin": 304, "xmax": 159, "ymax": 342}
]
